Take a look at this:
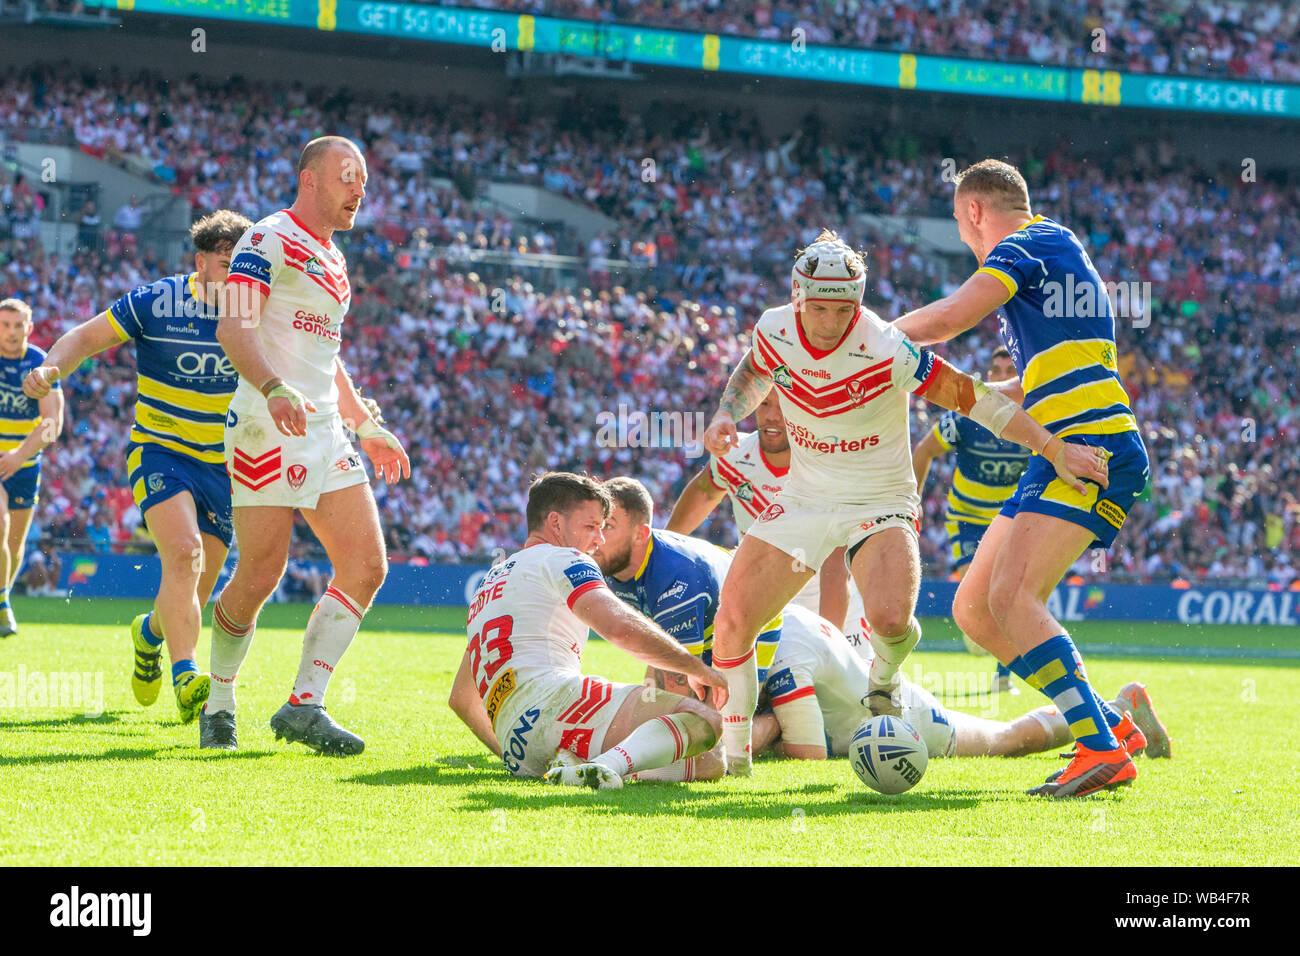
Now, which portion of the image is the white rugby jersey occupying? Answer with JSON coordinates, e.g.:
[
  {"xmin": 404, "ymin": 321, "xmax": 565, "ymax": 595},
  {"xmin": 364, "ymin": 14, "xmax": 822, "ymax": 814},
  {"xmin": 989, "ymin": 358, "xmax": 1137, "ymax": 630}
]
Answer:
[
  {"xmin": 226, "ymin": 209, "xmax": 352, "ymax": 412},
  {"xmin": 464, "ymin": 544, "xmax": 607, "ymax": 725},
  {"xmin": 765, "ymin": 603, "xmax": 872, "ymax": 756},
  {"xmin": 707, "ymin": 430, "xmax": 788, "ymax": 536},
  {"xmin": 749, "ymin": 303, "xmax": 934, "ymax": 507}
]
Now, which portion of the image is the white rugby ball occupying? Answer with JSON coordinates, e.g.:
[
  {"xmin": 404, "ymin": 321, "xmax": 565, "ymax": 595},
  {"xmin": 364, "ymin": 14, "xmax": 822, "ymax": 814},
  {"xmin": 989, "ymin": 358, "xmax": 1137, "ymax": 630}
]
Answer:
[{"xmin": 848, "ymin": 715, "xmax": 929, "ymax": 794}]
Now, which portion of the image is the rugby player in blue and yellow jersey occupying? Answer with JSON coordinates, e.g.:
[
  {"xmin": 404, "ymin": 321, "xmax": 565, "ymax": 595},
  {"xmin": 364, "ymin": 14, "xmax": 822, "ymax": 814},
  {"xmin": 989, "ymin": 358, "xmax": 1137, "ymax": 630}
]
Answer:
[
  {"xmin": 0, "ymin": 298, "xmax": 64, "ymax": 636},
  {"xmin": 895, "ymin": 160, "xmax": 1167, "ymax": 797},
  {"xmin": 913, "ymin": 346, "xmax": 1030, "ymax": 692},
  {"xmin": 24, "ymin": 210, "xmax": 252, "ymax": 722}
]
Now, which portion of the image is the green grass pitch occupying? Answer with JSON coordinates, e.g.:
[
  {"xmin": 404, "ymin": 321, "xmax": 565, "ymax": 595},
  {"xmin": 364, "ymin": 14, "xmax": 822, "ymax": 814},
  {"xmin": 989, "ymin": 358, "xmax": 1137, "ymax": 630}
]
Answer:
[{"xmin": 1, "ymin": 597, "xmax": 1297, "ymax": 866}]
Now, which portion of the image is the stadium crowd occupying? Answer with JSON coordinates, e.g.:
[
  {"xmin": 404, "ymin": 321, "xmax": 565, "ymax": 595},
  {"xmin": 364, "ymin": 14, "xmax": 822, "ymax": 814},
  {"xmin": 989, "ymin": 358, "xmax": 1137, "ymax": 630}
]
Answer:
[
  {"xmin": 470, "ymin": 0, "xmax": 1300, "ymax": 82},
  {"xmin": 1, "ymin": 67, "xmax": 1296, "ymax": 592}
]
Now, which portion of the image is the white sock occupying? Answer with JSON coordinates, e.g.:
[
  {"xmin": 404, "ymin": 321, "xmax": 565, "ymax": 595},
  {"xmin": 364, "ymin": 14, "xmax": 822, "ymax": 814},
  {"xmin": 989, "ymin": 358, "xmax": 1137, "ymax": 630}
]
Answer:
[
  {"xmin": 714, "ymin": 647, "xmax": 758, "ymax": 770},
  {"xmin": 290, "ymin": 586, "xmax": 365, "ymax": 707},
  {"xmin": 869, "ymin": 616, "xmax": 921, "ymax": 688},
  {"xmin": 631, "ymin": 741, "xmax": 725, "ymax": 781},
  {"xmin": 207, "ymin": 600, "xmax": 256, "ymax": 713},
  {"xmin": 593, "ymin": 714, "xmax": 689, "ymax": 778}
]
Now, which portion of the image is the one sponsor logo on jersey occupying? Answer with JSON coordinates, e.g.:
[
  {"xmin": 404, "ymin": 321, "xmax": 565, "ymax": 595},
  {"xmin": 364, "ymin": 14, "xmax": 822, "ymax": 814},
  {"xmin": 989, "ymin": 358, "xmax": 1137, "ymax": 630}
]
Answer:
[
  {"xmin": 563, "ymin": 560, "xmax": 603, "ymax": 590},
  {"xmin": 484, "ymin": 668, "xmax": 516, "ymax": 729},
  {"xmin": 250, "ymin": 232, "xmax": 263, "ymax": 246},
  {"xmin": 766, "ymin": 667, "xmax": 797, "ymax": 699},
  {"xmin": 302, "ymin": 256, "xmax": 327, "ymax": 278},
  {"xmin": 735, "ymin": 480, "xmax": 755, "ymax": 502},
  {"xmin": 801, "ymin": 368, "xmax": 831, "ymax": 381},
  {"xmin": 771, "ymin": 364, "xmax": 794, "ymax": 389},
  {"xmin": 231, "ymin": 446, "xmax": 281, "ymax": 491},
  {"xmin": 334, "ymin": 453, "xmax": 363, "ymax": 472},
  {"xmin": 146, "ymin": 473, "xmax": 165, "ymax": 495},
  {"xmin": 758, "ymin": 503, "xmax": 785, "ymax": 523},
  {"xmin": 661, "ymin": 580, "xmax": 689, "ymax": 600},
  {"xmin": 286, "ymin": 464, "xmax": 307, "ymax": 490},
  {"xmin": 787, "ymin": 421, "xmax": 880, "ymax": 454},
  {"xmin": 176, "ymin": 351, "xmax": 236, "ymax": 378},
  {"xmin": 292, "ymin": 310, "xmax": 342, "ymax": 343}
]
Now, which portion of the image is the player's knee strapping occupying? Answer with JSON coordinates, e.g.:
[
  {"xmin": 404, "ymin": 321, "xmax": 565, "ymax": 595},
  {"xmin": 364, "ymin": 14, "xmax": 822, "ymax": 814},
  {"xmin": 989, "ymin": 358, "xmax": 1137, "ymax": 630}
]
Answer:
[{"xmin": 868, "ymin": 616, "xmax": 920, "ymax": 680}]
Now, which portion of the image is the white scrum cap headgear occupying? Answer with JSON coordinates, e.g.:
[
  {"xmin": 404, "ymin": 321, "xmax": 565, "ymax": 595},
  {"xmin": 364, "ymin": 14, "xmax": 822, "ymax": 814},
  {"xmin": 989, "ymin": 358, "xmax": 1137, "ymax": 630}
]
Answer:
[{"xmin": 791, "ymin": 235, "xmax": 866, "ymax": 309}]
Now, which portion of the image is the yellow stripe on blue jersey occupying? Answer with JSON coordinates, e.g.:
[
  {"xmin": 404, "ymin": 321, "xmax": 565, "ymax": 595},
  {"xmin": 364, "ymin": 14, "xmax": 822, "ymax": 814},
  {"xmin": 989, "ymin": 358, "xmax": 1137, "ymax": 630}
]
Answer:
[
  {"xmin": 931, "ymin": 412, "xmax": 1028, "ymax": 527},
  {"xmin": 108, "ymin": 273, "xmax": 237, "ymax": 464},
  {"xmin": 0, "ymin": 344, "xmax": 57, "ymax": 470},
  {"xmin": 977, "ymin": 216, "xmax": 1138, "ymax": 438}
]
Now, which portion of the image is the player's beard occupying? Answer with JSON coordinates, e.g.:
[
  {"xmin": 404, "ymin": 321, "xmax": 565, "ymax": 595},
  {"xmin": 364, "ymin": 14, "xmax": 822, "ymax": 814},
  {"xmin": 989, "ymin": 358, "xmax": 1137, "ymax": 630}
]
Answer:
[
  {"xmin": 757, "ymin": 431, "xmax": 789, "ymax": 456},
  {"xmin": 594, "ymin": 541, "xmax": 633, "ymax": 578}
]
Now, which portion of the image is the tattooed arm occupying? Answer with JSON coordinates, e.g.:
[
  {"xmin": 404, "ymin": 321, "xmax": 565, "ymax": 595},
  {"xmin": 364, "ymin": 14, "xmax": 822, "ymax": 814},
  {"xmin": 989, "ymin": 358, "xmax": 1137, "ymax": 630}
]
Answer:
[{"xmin": 702, "ymin": 350, "xmax": 773, "ymax": 457}]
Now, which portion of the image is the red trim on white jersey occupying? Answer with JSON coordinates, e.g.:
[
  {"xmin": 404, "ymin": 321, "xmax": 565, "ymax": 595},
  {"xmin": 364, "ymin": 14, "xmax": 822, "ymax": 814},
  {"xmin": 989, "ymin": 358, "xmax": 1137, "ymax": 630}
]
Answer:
[
  {"xmin": 758, "ymin": 447, "xmax": 789, "ymax": 478},
  {"xmin": 713, "ymin": 456, "xmax": 771, "ymax": 517},
  {"xmin": 770, "ymin": 685, "xmax": 817, "ymax": 707},
  {"xmin": 755, "ymin": 331, "xmax": 893, "ymax": 418},
  {"xmin": 913, "ymin": 358, "xmax": 942, "ymax": 396},
  {"xmin": 282, "ymin": 209, "xmax": 333, "ymax": 249},
  {"xmin": 565, "ymin": 579, "xmax": 605, "ymax": 609}
]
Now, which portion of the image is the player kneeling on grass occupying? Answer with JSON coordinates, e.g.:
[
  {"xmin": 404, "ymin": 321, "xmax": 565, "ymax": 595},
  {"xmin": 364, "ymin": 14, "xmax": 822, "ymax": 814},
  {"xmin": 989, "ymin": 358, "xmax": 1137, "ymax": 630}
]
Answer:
[
  {"xmin": 750, "ymin": 604, "xmax": 1171, "ymax": 765},
  {"xmin": 448, "ymin": 472, "xmax": 730, "ymax": 790}
]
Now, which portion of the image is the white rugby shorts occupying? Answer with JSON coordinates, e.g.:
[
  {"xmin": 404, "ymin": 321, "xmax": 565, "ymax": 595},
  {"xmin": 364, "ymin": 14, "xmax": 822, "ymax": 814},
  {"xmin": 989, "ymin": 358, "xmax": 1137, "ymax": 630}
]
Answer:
[
  {"xmin": 745, "ymin": 491, "xmax": 920, "ymax": 572},
  {"xmin": 225, "ymin": 401, "xmax": 368, "ymax": 509},
  {"xmin": 493, "ymin": 673, "xmax": 640, "ymax": 778}
]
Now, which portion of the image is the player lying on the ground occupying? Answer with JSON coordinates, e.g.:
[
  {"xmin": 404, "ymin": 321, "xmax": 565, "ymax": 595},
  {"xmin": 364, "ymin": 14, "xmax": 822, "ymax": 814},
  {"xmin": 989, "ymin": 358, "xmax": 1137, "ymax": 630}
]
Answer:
[
  {"xmin": 664, "ymin": 387, "xmax": 866, "ymax": 643},
  {"xmin": 912, "ymin": 345, "xmax": 1029, "ymax": 694},
  {"xmin": 702, "ymin": 230, "xmax": 1110, "ymax": 776},
  {"xmin": 448, "ymin": 472, "xmax": 730, "ymax": 790},
  {"xmin": 24, "ymin": 211, "xmax": 250, "ymax": 720},
  {"xmin": 665, "ymin": 387, "xmax": 855, "ymax": 634},
  {"xmin": 749, "ymin": 603, "xmax": 1171, "ymax": 764},
  {"xmin": 0, "ymin": 298, "xmax": 63, "ymax": 638}
]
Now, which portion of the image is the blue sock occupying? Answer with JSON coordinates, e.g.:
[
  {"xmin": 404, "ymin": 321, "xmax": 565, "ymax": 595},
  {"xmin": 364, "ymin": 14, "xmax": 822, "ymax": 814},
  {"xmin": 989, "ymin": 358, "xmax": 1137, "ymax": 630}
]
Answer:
[
  {"xmin": 1021, "ymin": 635, "xmax": 1119, "ymax": 750},
  {"xmin": 995, "ymin": 661, "xmax": 1012, "ymax": 679},
  {"xmin": 171, "ymin": 659, "xmax": 198, "ymax": 687},
  {"xmin": 140, "ymin": 612, "xmax": 164, "ymax": 648},
  {"xmin": 1005, "ymin": 655, "xmax": 1033, "ymax": 682},
  {"xmin": 1009, "ymin": 652, "xmax": 1120, "ymax": 728},
  {"xmin": 0, "ymin": 587, "xmax": 9, "ymax": 610}
]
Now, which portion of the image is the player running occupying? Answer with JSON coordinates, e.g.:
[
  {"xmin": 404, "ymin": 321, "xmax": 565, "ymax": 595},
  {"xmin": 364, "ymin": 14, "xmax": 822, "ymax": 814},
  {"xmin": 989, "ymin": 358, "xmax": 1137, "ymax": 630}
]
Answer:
[
  {"xmin": 447, "ymin": 472, "xmax": 730, "ymax": 789},
  {"xmin": 894, "ymin": 159, "xmax": 1161, "ymax": 796},
  {"xmin": 751, "ymin": 603, "xmax": 1169, "ymax": 765},
  {"xmin": 912, "ymin": 346, "xmax": 1030, "ymax": 693},
  {"xmin": 0, "ymin": 298, "xmax": 63, "ymax": 636},
  {"xmin": 204, "ymin": 136, "xmax": 410, "ymax": 754},
  {"xmin": 665, "ymin": 387, "xmax": 862, "ymax": 641},
  {"xmin": 23, "ymin": 211, "xmax": 250, "ymax": 720},
  {"xmin": 702, "ymin": 229, "xmax": 1110, "ymax": 775}
]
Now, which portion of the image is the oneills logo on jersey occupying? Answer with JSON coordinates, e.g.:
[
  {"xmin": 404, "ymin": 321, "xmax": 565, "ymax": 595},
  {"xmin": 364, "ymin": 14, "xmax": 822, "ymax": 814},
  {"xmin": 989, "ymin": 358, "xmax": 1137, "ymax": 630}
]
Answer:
[{"xmin": 771, "ymin": 364, "xmax": 794, "ymax": 389}]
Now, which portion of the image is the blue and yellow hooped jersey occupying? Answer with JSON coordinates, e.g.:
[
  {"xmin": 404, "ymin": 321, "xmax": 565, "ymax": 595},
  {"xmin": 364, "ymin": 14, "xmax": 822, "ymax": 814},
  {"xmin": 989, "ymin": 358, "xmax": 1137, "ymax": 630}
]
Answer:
[
  {"xmin": 0, "ymin": 344, "xmax": 57, "ymax": 470},
  {"xmin": 606, "ymin": 529, "xmax": 782, "ymax": 680},
  {"xmin": 976, "ymin": 216, "xmax": 1138, "ymax": 439},
  {"xmin": 931, "ymin": 411, "xmax": 1030, "ymax": 525},
  {"xmin": 106, "ymin": 273, "xmax": 237, "ymax": 465}
]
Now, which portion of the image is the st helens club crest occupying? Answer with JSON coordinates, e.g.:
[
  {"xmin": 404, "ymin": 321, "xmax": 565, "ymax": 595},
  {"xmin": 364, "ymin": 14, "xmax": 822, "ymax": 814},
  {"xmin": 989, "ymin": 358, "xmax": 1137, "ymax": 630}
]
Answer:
[
  {"xmin": 758, "ymin": 503, "xmax": 785, "ymax": 523},
  {"xmin": 846, "ymin": 378, "xmax": 869, "ymax": 404},
  {"xmin": 287, "ymin": 464, "xmax": 307, "ymax": 490}
]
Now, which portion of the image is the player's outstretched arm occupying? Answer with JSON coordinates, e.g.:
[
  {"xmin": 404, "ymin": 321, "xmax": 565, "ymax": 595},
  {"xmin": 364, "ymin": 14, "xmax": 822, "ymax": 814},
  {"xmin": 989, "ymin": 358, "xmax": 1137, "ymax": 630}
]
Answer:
[
  {"xmin": 893, "ymin": 272, "xmax": 1010, "ymax": 346},
  {"xmin": 22, "ymin": 311, "xmax": 124, "ymax": 399},
  {"xmin": 448, "ymin": 646, "xmax": 502, "ymax": 758},
  {"xmin": 664, "ymin": 466, "xmax": 727, "ymax": 535},
  {"xmin": 571, "ymin": 586, "xmax": 729, "ymax": 708},
  {"xmin": 916, "ymin": 358, "xmax": 1109, "ymax": 495},
  {"xmin": 703, "ymin": 350, "xmax": 772, "ymax": 457},
  {"xmin": 333, "ymin": 359, "xmax": 409, "ymax": 483}
]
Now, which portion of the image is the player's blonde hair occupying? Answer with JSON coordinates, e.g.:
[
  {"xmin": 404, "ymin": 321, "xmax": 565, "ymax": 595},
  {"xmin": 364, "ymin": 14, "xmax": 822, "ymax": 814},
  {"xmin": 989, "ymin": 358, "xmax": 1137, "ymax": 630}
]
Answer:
[
  {"xmin": 0, "ymin": 298, "xmax": 32, "ymax": 323},
  {"xmin": 953, "ymin": 160, "xmax": 1031, "ymax": 213}
]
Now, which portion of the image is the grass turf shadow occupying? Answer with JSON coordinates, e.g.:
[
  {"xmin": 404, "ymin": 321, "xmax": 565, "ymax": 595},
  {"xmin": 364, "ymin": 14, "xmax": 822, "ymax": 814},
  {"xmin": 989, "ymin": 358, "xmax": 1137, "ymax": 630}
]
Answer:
[
  {"xmin": 0, "ymin": 744, "xmax": 276, "ymax": 765},
  {"xmin": 343, "ymin": 753, "xmax": 506, "ymax": 787}
]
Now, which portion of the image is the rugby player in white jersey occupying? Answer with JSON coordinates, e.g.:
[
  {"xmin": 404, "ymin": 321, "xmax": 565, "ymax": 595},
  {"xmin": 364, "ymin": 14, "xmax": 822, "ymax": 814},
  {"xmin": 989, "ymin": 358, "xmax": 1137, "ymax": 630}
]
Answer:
[
  {"xmin": 703, "ymin": 230, "xmax": 1111, "ymax": 775},
  {"xmin": 665, "ymin": 386, "xmax": 867, "ymax": 647},
  {"xmin": 447, "ymin": 473, "xmax": 730, "ymax": 790},
  {"xmin": 202, "ymin": 136, "xmax": 410, "ymax": 753},
  {"xmin": 751, "ymin": 603, "xmax": 1165, "ymax": 764}
]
